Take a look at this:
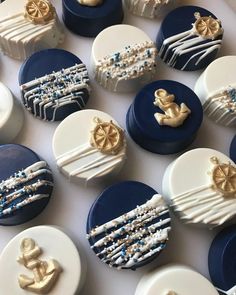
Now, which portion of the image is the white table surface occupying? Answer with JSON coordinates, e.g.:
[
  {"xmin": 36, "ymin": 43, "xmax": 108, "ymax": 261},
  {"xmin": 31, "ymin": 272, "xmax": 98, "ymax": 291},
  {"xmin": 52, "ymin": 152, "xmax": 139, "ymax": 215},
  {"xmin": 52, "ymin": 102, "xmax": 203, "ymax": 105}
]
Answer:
[{"xmin": 0, "ymin": 0, "xmax": 235, "ymax": 294}]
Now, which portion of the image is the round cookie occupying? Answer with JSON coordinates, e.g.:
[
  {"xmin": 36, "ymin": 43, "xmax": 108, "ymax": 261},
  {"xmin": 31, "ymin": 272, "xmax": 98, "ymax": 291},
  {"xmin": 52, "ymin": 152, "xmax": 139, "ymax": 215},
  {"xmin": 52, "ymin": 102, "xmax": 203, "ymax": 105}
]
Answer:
[
  {"xmin": 52, "ymin": 109, "xmax": 127, "ymax": 185},
  {"xmin": 124, "ymin": 0, "xmax": 174, "ymax": 19},
  {"xmin": 194, "ymin": 56, "xmax": 236, "ymax": 127},
  {"xmin": 19, "ymin": 48, "xmax": 90, "ymax": 122},
  {"xmin": 126, "ymin": 80, "xmax": 203, "ymax": 154},
  {"xmin": 209, "ymin": 226, "xmax": 236, "ymax": 295},
  {"xmin": 0, "ymin": 225, "xmax": 85, "ymax": 295},
  {"xmin": 62, "ymin": 0, "xmax": 124, "ymax": 37},
  {"xmin": 0, "ymin": 82, "xmax": 24, "ymax": 144},
  {"xmin": 157, "ymin": 6, "xmax": 223, "ymax": 71},
  {"xmin": 0, "ymin": 0, "xmax": 64, "ymax": 60},
  {"xmin": 91, "ymin": 24, "xmax": 158, "ymax": 92},
  {"xmin": 230, "ymin": 135, "xmax": 236, "ymax": 163},
  {"xmin": 87, "ymin": 181, "xmax": 171, "ymax": 270},
  {"xmin": 162, "ymin": 148, "xmax": 236, "ymax": 227},
  {"xmin": 135, "ymin": 265, "xmax": 218, "ymax": 295},
  {"xmin": 0, "ymin": 144, "xmax": 53, "ymax": 226}
]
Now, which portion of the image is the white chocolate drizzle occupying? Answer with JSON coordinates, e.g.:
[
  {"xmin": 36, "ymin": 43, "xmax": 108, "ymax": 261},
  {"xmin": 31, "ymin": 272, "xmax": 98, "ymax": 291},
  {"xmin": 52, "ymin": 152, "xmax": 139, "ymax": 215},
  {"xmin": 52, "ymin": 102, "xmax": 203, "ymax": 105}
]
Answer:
[
  {"xmin": 95, "ymin": 41, "xmax": 158, "ymax": 92},
  {"xmin": 125, "ymin": 0, "xmax": 170, "ymax": 19},
  {"xmin": 21, "ymin": 64, "xmax": 90, "ymax": 121},
  {"xmin": 56, "ymin": 142, "xmax": 126, "ymax": 183},
  {"xmin": 0, "ymin": 161, "xmax": 53, "ymax": 217},
  {"xmin": 172, "ymin": 158, "xmax": 236, "ymax": 226},
  {"xmin": 216, "ymin": 285, "xmax": 236, "ymax": 295},
  {"xmin": 203, "ymin": 86, "xmax": 236, "ymax": 127},
  {"xmin": 159, "ymin": 14, "xmax": 223, "ymax": 70},
  {"xmin": 0, "ymin": 11, "xmax": 64, "ymax": 60},
  {"xmin": 87, "ymin": 194, "xmax": 171, "ymax": 269}
]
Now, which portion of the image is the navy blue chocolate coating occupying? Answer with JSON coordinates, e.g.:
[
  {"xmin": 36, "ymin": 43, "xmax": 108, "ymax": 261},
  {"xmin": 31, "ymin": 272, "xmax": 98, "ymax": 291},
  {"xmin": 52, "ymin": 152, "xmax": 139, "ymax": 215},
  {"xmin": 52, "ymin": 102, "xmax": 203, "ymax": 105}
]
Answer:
[
  {"xmin": 230, "ymin": 136, "xmax": 236, "ymax": 163},
  {"xmin": 19, "ymin": 48, "xmax": 89, "ymax": 121},
  {"xmin": 0, "ymin": 144, "xmax": 53, "ymax": 226},
  {"xmin": 156, "ymin": 6, "xmax": 223, "ymax": 71},
  {"xmin": 62, "ymin": 0, "xmax": 124, "ymax": 37},
  {"xmin": 126, "ymin": 80, "xmax": 203, "ymax": 154},
  {"xmin": 87, "ymin": 181, "xmax": 170, "ymax": 270},
  {"xmin": 208, "ymin": 226, "xmax": 236, "ymax": 293}
]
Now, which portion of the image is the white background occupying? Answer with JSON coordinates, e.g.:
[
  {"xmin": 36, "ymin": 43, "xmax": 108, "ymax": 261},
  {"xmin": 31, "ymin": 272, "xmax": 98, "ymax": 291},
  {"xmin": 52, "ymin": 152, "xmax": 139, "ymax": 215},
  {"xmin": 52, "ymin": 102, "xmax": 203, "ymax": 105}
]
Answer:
[{"xmin": 0, "ymin": 0, "xmax": 235, "ymax": 294}]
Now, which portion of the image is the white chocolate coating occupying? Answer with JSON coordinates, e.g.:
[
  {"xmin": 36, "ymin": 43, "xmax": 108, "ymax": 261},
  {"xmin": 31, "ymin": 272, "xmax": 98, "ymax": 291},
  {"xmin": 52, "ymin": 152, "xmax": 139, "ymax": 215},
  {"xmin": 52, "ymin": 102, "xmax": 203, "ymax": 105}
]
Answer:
[
  {"xmin": 124, "ymin": 0, "xmax": 172, "ymax": 19},
  {"xmin": 135, "ymin": 265, "xmax": 218, "ymax": 295},
  {"xmin": 52, "ymin": 109, "xmax": 127, "ymax": 185},
  {"xmin": 0, "ymin": 82, "xmax": 24, "ymax": 143},
  {"xmin": 0, "ymin": 0, "xmax": 64, "ymax": 60},
  {"xmin": 162, "ymin": 148, "xmax": 236, "ymax": 227},
  {"xmin": 194, "ymin": 56, "xmax": 236, "ymax": 127},
  {"xmin": 0, "ymin": 226, "xmax": 84, "ymax": 295},
  {"xmin": 91, "ymin": 24, "xmax": 157, "ymax": 92}
]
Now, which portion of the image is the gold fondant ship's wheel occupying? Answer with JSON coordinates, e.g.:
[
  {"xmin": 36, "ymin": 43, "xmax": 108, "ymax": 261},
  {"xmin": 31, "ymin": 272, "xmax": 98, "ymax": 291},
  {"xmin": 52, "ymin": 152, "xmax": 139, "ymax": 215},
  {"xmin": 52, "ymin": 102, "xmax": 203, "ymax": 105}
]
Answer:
[
  {"xmin": 25, "ymin": 0, "xmax": 55, "ymax": 24},
  {"xmin": 91, "ymin": 118, "xmax": 124, "ymax": 154},
  {"xmin": 211, "ymin": 157, "xmax": 236, "ymax": 196},
  {"xmin": 194, "ymin": 12, "xmax": 222, "ymax": 40}
]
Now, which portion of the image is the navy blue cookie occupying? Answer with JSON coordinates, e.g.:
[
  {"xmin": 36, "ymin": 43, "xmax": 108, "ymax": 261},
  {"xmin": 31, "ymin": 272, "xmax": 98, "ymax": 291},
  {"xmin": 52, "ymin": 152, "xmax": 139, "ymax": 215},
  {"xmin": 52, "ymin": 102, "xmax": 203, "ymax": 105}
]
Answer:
[
  {"xmin": 19, "ymin": 48, "xmax": 90, "ymax": 122},
  {"xmin": 230, "ymin": 136, "xmax": 236, "ymax": 163},
  {"xmin": 157, "ymin": 6, "xmax": 223, "ymax": 71},
  {"xmin": 0, "ymin": 144, "xmax": 53, "ymax": 226},
  {"xmin": 209, "ymin": 226, "xmax": 236, "ymax": 294},
  {"xmin": 87, "ymin": 181, "xmax": 171, "ymax": 270},
  {"xmin": 126, "ymin": 80, "xmax": 203, "ymax": 154},
  {"xmin": 62, "ymin": 0, "xmax": 124, "ymax": 37}
]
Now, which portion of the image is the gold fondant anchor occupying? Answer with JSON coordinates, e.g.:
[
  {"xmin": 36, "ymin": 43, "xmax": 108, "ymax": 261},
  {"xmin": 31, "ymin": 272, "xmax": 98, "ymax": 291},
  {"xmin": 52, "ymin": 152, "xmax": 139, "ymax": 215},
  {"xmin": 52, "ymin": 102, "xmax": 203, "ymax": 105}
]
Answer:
[
  {"xmin": 78, "ymin": 0, "xmax": 103, "ymax": 6},
  {"xmin": 153, "ymin": 89, "xmax": 191, "ymax": 128},
  {"xmin": 17, "ymin": 238, "xmax": 62, "ymax": 294}
]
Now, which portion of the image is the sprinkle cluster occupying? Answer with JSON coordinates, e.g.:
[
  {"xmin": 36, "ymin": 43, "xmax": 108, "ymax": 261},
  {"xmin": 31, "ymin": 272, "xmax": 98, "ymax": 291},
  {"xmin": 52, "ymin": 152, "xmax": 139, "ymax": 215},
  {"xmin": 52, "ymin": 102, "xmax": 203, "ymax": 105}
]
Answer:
[
  {"xmin": 21, "ymin": 64, "xmax": 89, "ymax": 104},
  {"xmin": 0, "ymin": 162, "xmax": 52, "ymax": 217},
  {"xmin": 212, "ymin": 87, "xmax": 236, "ymax": 114},
  {"xmin": 96, "ymin": 41, "xmax": 158, "ymax": 81},
  {"xmin": 87, "ymin": 195, "xmax": 170, "ymax": 269}
]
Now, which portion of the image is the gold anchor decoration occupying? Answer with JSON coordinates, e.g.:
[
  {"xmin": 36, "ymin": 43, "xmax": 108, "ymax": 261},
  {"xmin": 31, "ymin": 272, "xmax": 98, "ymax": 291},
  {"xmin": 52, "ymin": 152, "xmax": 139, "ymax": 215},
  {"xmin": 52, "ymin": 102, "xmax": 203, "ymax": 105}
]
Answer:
[
  {"xmin": 90, "ymin": 117, "xmax": 124, "ymax": 155},
  {"xmin": 17, "ymin": 238, "xmax": 62, "ymax": 294},
  {"xmin": 78, "ymin": 0, "xmax": 103, "ymax": 6},
  {"xmin": 193, "ymin": 12, "xmax": 223, "ymax": 40},
  {"xmin": 153, "ymin": 89, "xmax": 191, "ymax": 128},
  {"xmin": 210, "ymin": 157, "xmax": 236, "ymax": 197},
  {"xmin": 25, "ymin": 0, "xmax": 56, "ymax": 25}
]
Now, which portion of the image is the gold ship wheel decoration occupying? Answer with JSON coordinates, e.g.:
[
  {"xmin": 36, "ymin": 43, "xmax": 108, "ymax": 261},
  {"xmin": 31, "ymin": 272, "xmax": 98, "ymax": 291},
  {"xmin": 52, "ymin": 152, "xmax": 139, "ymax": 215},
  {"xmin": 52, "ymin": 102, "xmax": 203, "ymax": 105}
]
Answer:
[
  {"xmin": 91, "ymin": 117, "xmax": 124, "ymax": 155},
  {"xmin": 25, "ymin": 0, "xmax": 55, "ymax": 25},
  {"xmin": 210, "ymin": 157, "xmax": 236, "ymax": 197},
  {"xmin": 193, "ymin": 12, "xmax": 223, "ymax": 40}
]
